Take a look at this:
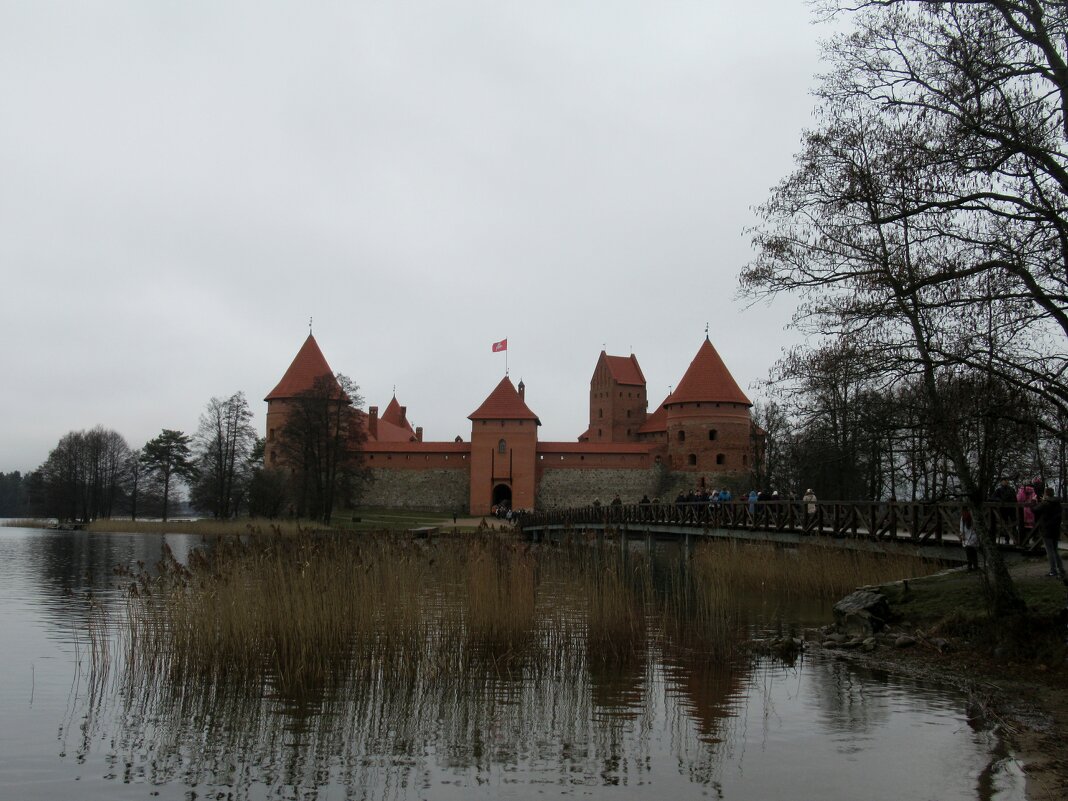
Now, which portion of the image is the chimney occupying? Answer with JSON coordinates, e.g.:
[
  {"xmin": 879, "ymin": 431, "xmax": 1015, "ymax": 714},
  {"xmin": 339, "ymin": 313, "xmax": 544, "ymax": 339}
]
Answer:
[
  {"xmin": 368, "ymin": 406, "xmax": 378, "ymax": 439},
  {"xmin": 399, "ymin": 405, "xmax": 408, "ymax": 426},
  {"xmin": 415, "ymin": 426, "xmax": 423, "ymax": 442}
]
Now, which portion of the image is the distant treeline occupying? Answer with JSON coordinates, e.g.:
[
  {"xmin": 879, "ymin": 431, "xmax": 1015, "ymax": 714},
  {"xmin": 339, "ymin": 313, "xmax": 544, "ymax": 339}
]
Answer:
[{"xmin": 0, "ymin": 471, "xmax": 29, "ymax": 518}]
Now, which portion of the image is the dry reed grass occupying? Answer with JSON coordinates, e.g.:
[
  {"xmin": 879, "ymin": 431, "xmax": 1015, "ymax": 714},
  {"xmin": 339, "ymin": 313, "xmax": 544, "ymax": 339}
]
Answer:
[
  {"xmin": 691, "ymin": 539, "xmax": 937, "ymax": 599},
  {"xmin": 114, "ymin": 533, "xmax": 934, "ymax": 697},
  {"xmin": 0, "ymin": 518, "xmax": 54, "ymax": 528},
  {"xmin": 88, "ymin": 518, "xmax": 316, "ymax": 536}
]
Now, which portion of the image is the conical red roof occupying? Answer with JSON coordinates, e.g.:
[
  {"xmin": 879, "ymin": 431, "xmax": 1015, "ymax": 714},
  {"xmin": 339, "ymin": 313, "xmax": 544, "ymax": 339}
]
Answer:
[
  {"xmin": 468, "ymin": 376, "xmax": 540, "ymax": 423},
  {"xmin": 265, "ymin": 334, "xmax": 339, "ymax": 400},
  {"xmin": 381, "ymin": 395, "xmax": 415, "ymax": 434},
  {"xmin": 664, "ymin": 338, "xmax": 750, "ymax": 407}
]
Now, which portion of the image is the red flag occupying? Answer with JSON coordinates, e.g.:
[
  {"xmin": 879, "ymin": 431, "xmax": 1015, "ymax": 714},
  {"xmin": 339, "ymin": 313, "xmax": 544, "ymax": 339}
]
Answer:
[{"xmin": 492, "ymin": 339, "xmax": 508, "ymax": 353}]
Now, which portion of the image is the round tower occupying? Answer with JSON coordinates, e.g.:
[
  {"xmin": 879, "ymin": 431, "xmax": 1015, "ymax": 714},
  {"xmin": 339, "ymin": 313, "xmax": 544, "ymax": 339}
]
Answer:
[{"xmin": 663, "ymin": 337, "xmax": 753, "ymax": 473}]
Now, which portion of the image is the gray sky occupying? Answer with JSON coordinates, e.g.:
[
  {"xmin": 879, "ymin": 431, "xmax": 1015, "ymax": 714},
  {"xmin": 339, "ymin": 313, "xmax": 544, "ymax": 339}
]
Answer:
[{"xmin": 0, "ymin": 1, "xmax": 823, "ymax": 473}]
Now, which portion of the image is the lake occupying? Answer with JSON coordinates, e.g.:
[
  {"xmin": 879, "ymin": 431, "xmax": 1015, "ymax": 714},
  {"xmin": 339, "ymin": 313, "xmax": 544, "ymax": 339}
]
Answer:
[{"xmin": 0, "ymin": 525, "xmax": 1025, "ymax": 800}]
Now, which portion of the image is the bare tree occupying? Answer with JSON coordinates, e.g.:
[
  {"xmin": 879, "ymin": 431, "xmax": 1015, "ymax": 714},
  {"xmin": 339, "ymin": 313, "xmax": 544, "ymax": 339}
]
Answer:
[
  {"xmin": 738, "ymin": 0, "xmax": 1068, "ymax": 612},
  {"xmin": 36, "ymin": 427, "xmax": 131, "ymax": 521},
  {"xmin": 192, "ymin": 392, "xmax": 257, "ymax": 518},
  {"xmin": 277, "ymin": 373, "xmax": 368, "ymax": 524}
]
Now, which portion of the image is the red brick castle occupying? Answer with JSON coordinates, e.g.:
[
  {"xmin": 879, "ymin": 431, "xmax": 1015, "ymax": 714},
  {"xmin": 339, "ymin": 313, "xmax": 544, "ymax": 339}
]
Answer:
[{"xmin": 265, "ymin": 335, "xmax": 758, "ymax": 514}]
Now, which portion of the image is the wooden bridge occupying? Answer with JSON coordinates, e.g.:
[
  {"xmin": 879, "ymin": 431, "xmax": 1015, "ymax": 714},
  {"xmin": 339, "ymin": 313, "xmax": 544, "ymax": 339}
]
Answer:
[{"xmin": 518, "ymin": 500, "xmax": 1047, "ymax": 563}]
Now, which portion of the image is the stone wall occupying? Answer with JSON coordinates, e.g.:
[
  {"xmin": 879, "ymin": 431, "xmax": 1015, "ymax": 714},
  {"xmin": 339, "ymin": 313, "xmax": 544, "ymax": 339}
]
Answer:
[
  {"xmin": 535, "ymin": 467, "xmax": 751, "ymax": 509},
  {"xmin": 360, "ymin": 467, "xmax": 470, "ymax": 511},
  {"xmin": 536, "ymin": 467, "xmax": 662, "ymax": 508}
]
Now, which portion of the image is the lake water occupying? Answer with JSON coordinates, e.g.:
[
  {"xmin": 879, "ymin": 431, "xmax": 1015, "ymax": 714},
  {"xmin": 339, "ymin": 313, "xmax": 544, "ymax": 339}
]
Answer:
[{"xmin": 0, "ymin": 525, "xmax": 1026, "ymax": 801}]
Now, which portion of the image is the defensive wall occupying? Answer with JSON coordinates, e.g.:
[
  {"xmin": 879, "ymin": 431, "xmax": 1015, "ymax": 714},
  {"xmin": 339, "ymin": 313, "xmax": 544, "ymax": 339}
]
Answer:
[{"xmin": 359, "ymin": 459, "xmax": 745, "ymax": 512}]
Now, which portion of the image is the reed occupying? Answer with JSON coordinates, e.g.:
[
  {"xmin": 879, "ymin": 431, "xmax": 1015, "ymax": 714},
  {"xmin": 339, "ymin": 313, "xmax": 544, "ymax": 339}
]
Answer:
[
  {"xmin": 118, "ymin": 533, "xmax": 758, "ymax": 697},
  {"xmin": 86, "ymin": 518, "xmax": 319, "ymax": 536},
  {"xmin": 691, "ymin": 539, "xmax": 936, "ymax": 599},
  {"xmin": 0, "ymin": 518, "xmax": 54, "ymax": 527}
]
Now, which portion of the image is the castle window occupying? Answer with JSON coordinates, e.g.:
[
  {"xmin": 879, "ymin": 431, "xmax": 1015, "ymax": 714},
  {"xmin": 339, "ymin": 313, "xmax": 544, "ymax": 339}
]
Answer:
[
  {"xmin": 269, "ymin": 451, "xmax": 277, "ymax": 464},
  {"xmin": 627, "ymin": 429, "xmax": 631, "ymax": 436},
  {"xmin": 716, "ymin": 454, "xmax": 725, "ymax": 465},
  {"xmin": 626, "ymin": 409, "xmax": 631, "ymax": 418},
  {"xmin": 498, "ymin": 439, "xmax": 507, "ymax": 454},
  {"xmin": 677, "ymin": 430, "xmax": 685, "ymax": 442},
  {"xmin": 742, "ymin": 454, "xmax": 747, "ymax": 466},
  {"xmin": 599, "ymin": 409, "xmax": 603, "ymax": 419},
  {"xmin": 709, "ymin": 429, "xmax": 718, "ymax": 441},
  {"xmin": 269, "ymin": 428, "xmax": 275, "ymax": 441},
  {"xmin": 688, "ymin": 453, "xmax": 697, "ymax": 466}
]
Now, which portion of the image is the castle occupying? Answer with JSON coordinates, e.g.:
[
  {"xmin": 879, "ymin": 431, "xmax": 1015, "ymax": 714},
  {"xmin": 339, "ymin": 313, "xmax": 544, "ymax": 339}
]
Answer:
[{"xmin": 264, "ymin": 334, "xmax": 757, "ymax": 514}]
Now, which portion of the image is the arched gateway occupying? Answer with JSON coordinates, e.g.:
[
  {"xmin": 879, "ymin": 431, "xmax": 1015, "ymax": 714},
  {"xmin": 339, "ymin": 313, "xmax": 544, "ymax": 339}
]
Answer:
[{"xmin": 492, "ymin": 484, "xmax": 512, "ymax": 508}]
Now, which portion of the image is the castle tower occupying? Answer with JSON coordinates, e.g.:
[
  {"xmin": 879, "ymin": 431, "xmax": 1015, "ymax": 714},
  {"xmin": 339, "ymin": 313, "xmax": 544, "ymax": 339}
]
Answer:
[
  {"xmin": 263, "ymin": 333, "xmax": 339, "ymax": 468},
  {"xmin": 586, "ymin": 351, "xmax": 647, "ymax": 442},
  {"xmin": 468, "ymin": 377, "xmax": 540, "ymax": 514},
  {"xmin": 663, "ymin": 337, "xmax": 752, "ymax": 473}
]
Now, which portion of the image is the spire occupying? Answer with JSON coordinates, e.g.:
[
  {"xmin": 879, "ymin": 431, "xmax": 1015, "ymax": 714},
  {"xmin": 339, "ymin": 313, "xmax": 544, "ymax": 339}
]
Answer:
[
  {"xmin": 664, "ymin": 338, "xmax": 750, "ymax": 407},
  {"xmin": 265, "ymin": 333, "xmax": 338, "ymax": 401},
  {"xmin": 469, "ymin": 376, "xmax": 540, "ymax": 423}
]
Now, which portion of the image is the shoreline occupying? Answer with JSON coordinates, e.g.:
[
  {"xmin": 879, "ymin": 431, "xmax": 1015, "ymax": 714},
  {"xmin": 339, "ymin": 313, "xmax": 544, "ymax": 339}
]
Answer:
[{"xmin": 815, "ymin": 558, "xmax": 1068, "ymax": 800}]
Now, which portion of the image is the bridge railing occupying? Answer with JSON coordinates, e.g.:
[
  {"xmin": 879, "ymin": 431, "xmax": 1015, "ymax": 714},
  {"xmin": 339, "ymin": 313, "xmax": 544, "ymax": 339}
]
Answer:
[{"xmin": 519, "ymin": 500, "xmax": 1045, "ymax": 549}]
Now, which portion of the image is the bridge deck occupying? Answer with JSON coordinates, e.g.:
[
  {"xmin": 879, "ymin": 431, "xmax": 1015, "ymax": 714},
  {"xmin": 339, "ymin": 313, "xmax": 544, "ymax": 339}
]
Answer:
[{"xmin": 519, "ymin": 500, "xmax": 1051, "ymax": 562}]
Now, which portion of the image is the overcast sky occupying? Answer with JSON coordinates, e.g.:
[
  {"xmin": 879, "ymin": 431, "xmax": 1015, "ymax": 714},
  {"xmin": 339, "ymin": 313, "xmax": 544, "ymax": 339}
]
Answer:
[{"xmin": 0, "ymin": 1, "xmax": 827, "ymax": 473}]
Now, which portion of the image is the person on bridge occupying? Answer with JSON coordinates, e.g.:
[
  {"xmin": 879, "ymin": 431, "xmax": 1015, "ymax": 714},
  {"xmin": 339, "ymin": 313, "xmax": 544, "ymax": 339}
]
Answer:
[
  {"xmin": 990, "ymin": 478, "xmax": 1016, "ymax": 545},
  {"xmin": 1017, "ymin": 483, "xmax": 1037, "ymax": 541},
  {"xmin": 1034, "ymin": 488, "xmax": 1064, "ymax": 579},
  {"xmin": 959, "ymin": 508, "xmax": 979, "ymax": 572}
]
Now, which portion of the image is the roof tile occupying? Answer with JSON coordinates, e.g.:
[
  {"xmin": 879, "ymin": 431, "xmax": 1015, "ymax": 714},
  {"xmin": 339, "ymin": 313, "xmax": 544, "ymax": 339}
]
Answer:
[
  {"xmin": 468, "ymin": 376, "xmax": 540, "ymax": 422},
  {"xmin": 664, "ymin": 338, "xmax": 751, "ymax": 407},
  {"xmin": 265, "ymin": 334, "xmax": 339, "ymax": 400}
]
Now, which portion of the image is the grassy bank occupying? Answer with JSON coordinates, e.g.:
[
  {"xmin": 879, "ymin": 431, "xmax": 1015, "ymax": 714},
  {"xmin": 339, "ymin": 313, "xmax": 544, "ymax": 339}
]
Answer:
[{"xmin": 875, "ymin": 558, "xmax": 1068, "ymax": 664}]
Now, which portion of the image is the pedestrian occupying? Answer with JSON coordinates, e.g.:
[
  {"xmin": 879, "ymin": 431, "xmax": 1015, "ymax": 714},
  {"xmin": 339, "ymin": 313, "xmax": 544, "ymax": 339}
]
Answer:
[
  {"xmin": 991, "ymin": 478, "xmax": 1016, "ymax": 545},
  {"xmin": 959, "ymin": 508, "xmax": 979, "ymax": 572},
  {"xmin": 803, "ymin": 488, "xmax": 817, "ymax": 515},
  {"xmin": 1033, "ymin": 487, "xmax": 1064, "ymax": 578},
  {"xmin": 1017, "ymin": 483, "xmax": 1037, "ymax": 541}
]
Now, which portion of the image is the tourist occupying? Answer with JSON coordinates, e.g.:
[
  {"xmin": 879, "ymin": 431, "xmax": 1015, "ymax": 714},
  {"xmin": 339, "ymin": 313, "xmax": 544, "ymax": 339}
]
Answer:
[
  {"xmin": 747, "ymin": 489, "xmax": 758, "ymax": 520},
  {"xmin": 1033, "ymin": 488, "xmax": 1064, "ymax": 578},
  {"xmin": 990, "ymin": 478, "xmax": 1016, "ymax": 545},
  {"xmin": 803, "ymin": 488, "xmax": 817, "ymax": 515},
  {"xmin": 1017, "ymin": 483, "xmax": 1037, "ymax": 541},
  {"xmin": 959, "ymin": 508, "xmax": 979, "ymax": 572}
]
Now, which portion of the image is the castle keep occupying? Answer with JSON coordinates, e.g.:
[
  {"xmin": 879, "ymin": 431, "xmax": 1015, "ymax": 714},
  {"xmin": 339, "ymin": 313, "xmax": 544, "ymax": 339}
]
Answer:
[{"xmin": 265, "ymin": 335, "xmax": 757, "ymax": 514}]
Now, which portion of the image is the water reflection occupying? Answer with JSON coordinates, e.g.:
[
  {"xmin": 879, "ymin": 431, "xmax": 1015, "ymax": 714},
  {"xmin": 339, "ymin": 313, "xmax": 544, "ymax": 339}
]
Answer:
[{"xmin": 0, "ymin": 527, "xmax": 1026, "ymax": 800}]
